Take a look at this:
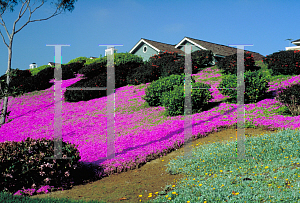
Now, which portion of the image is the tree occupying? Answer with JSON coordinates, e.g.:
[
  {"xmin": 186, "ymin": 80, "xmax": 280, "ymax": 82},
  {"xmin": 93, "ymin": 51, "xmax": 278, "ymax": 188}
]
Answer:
[{"xmin": 0, "ymin": 0, "xmax": 78, "ymax": 126}]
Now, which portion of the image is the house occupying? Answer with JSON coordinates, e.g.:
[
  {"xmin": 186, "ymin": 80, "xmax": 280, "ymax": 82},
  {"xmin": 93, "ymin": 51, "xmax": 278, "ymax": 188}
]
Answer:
[
  {"xmin": 29, "ymin": 63, "xmax": 37, "ymax": 69},
  {"xmin": 105, "ymin": 47, "xmax": 118, "ymax": 56},
  {"xmin": 90, "ymin": 57, "xmax": 98, "ymax": 59},
  {"xmin": 129, "ymin": 37, "xmax": 265, "ymax": 64},
  {"xmin": 285, "ymin": 39, "xmax": 300, "ymax": 51},
  {"xmin": 47, "ymin": 62, "xmax": 61, "ymax": 66}
]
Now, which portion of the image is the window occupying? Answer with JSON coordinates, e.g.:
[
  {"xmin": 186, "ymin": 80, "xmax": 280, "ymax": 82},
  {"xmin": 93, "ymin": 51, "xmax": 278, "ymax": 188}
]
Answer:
[{"xmin": 143, "ymin": 46, "xmax": 147, "ymax": 53}]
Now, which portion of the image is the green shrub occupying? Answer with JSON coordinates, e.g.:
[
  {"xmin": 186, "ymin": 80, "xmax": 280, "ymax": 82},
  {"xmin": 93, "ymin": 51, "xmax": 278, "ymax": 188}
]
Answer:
[
  {"xmin": 275, "ymin": 84, "xmax": 300, "ymax": 116},
  {"xmin": 0, "ymin": 137, "xmax": 81, "ymax": 196},
  {"xmin": 77, "ymin": 61, "xmax": 107, "ymax": 78},
  {"xmin": 159, "ymin": 60, "xmax": 186, "ymax": 78},
  {"xmin": 0, "ymin": 68, "xmax": 30, "ymax": 100},
  {"xmin": 83, "ymin": 52, "xmax": 143, "ymax": 68},
  {"xmin": 273, "ymin": 105, "xmax": 296, "ymax": 117},
  {"xmin": 263, "ymin": 50, "xmax": 300, "ymax": 76},
  {"xmin": 142, "ymin": 73, "xmax": 196, "ymax": 107},
  {"xmin": 0, "ymin": 68, "xmax": 31, "ymax": 84},
  {"xmin": 161, "ymin": 82, "xmax": 212, "ymax": 117},
  {"xmin": 29, "ymin": 65, "xmax": 52, "ymax": 76},
  {"xmin": 145, "ymin": 51, "xmax": 184, "ymax": 78},
  {"xmin": 63, "ymin": 72, "xmax": 108, "ymax": 102},
  {"xmin": 62, "ymin": 62, "xmax": 86, "ymax": 75},
  {"xmin": 143, "ymin": 49, "xmax": 215, "ymax": 79},
  {"xmin": 84, "ymin": 58, "xmax": 104, "ymax": 66},
  {"xmin": 190, "ymin": 49, "xmax": 216, "ymax": 73},
  {"xmin": 126, "ymin": 61, "xmax": 161, "ymax": 86},
  {"xmin": 0, "ymin": 67, "xmax": 64, "ymax": 100},
  {"xmin": 64, "ymin": 58, "xmax": 143, "ymax": 103},
  {"xmin": 67, "ymin": 56, "xmax": 88, "ymax": 64},
  {"xmin": 35, "ymin": 65, "xmax": 76, "ymax": 82},
  {"xmin": 218, "ymin": 70, "xmax": 270, "ymax": 104}
]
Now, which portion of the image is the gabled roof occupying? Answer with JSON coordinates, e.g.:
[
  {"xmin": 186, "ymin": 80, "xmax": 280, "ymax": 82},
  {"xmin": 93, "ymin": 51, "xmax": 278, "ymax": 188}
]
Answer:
[
  {"xmin": 176, "ymin": 37, "xmax": 265, "ymax": 61},
  {"xmin": 129, "ymin": 38, "xmax": 186, "ymax": 56},
  {"xmin": 292, "ymin": 39, "xmax": 300, "ymax": 45},
  {"xmin": 130, "ymin": 37, "xmax": 265, "ymax": 61}
]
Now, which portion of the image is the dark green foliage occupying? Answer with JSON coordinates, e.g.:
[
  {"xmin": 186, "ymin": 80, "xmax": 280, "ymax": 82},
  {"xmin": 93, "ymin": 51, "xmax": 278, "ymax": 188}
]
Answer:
[
  {"xmin": 160, "ymin": 60, "xmax": 186, "ymax": 78},
  {"xmin": 61, "ymin": 62, "xmax": 86, "ymax": 76},
  {"xmin": 0, "ymin": 137, "xmax": 81, "ymax": 196},
  {"xmin": 64, "ymin": 58, "xmax": 144, "ymax": 102},
  {"xmin": 77, "ymin": 61, "xmax": 107, "ymax": 79},
  {"xmin": 126, "ymin": 51, "xmax": 187, "ymax": 86},
  {"xmin": 0, "ymin": 68, "xmax": 31, "ymax": 87},
  {"xmin": 0, "ymin": 64, "xmax": 79, "ymax": 99},
  {"xmin": 126, "ymin": 62, "xmax": 161, "ymax": 86},
  {"xmin": 217, "ymin": 51, "xmax": 261, "ymax": 76},
  {"xmin": 190, "ymin": 49, "xmax": 216, "ymax": 74},
  {"xmin": 0, "ymin": 74, "xmax": 47, "ymax": 99},
  {"xmin": 63, "ymin": 73, "xmax": 108, "ymax": 102},
  {"xmin": 160, "ymin": 82, "xmax": 212, "ymax": 117},
  {"xmin": 188, "ymin": 82, "xmax": 213, "ymax": 112},
  {"xmin": 218, "ymin": 70, "xmax": 270, "ymax": 104},
  {"xmin": 127, "ymin": 50, "xmax": 215, "ymax": 86},
  {"xmin": 11, "ymin": 69, "xmax": 32, "ymax": 78},
  {"xmin": 263, "ymin": 50, "xmax": 300, "ymax": 76},
  {"xmin": 147, "ymin": 51, "xmax": 183, "ymax": 67},
  {"xmin": 35, "ymin": 65, "xmax": 76, "ymax": 81},
  {"xmin": 31, "ymin": 75, "xmax": 55, "ymax": 91},
  {"xmin": 4, "ymin": 76, "xmax": 35, "ymax": 97},
  {"xmin": 146, "ymin": 51, "xmax": 184, "ymax": 77},
  {"xmin": 275, "ymin": 84, "xmax": 300, "ymax": 116},
  {"xmin": 142, "ymin": 73, "xmax": 196, "ymax": 107},
  {"xmin": 131, "ymin": 49, "xmax": 216, "ymax": 84},
  {"xmin": 160, "ymin": 85, "xmax": 185, "ymax": 116},
  {"xmin": 114, "ymin": 61, "xmax": 144, "ymax": 87},
  {"xmin": 0, "ymin": 68, "xmax": 28, "ymax": 99}
]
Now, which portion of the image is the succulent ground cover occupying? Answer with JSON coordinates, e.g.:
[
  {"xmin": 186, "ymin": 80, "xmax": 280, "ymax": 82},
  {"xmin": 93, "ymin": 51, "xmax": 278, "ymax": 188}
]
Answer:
[{"xmin": 0, "ymin": 60, "xmax": 299, "ymax": 202}]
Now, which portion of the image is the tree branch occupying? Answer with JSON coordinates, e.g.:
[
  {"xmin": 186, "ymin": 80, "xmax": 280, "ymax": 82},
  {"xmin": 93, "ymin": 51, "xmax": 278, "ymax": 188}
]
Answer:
[
  {"xmin": 14, "ymin": 0, "xmax": 65, "ymax": 35},
  {"xmin": 0, "ymin": 14, "xmax": 12, "ymax": 41},
  {"xmin": 0, "ymin": 29, "xmax": 8, "ymax": 48},
  {"xmin": 10, "ymin": 1, "xmax": 29, "ymax": 37},
  {"xmin": 17, "ymin": 0, "xmax": 30, "ymax": 19}
]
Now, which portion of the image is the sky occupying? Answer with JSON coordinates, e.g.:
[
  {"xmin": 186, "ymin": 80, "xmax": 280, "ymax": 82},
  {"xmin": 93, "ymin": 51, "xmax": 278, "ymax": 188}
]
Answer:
[{"xmin": 0, "ymin": 0, "xmax": 299, "ymax": 76}]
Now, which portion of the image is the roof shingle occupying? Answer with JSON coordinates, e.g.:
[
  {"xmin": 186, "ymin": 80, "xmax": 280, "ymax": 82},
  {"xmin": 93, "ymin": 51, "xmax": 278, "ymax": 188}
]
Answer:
[{"xmin": 140, "ymin": 37, "xmax": 265, "ymax": 62}]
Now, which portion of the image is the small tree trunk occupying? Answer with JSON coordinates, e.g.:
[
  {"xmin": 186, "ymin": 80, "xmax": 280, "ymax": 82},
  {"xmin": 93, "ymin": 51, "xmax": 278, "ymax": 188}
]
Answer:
[{"xmin": 0, "ymin": 41, "xmax": 13, "ymax": 126}]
